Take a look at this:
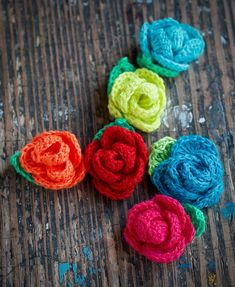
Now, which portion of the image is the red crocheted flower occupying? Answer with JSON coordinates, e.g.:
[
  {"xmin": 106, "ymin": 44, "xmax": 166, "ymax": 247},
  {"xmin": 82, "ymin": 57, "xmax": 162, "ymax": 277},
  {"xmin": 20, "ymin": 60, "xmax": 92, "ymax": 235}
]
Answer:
[
  {"xmin": 84, "ymin": 126, "xmax": 148, "ymax": 200},
  {"xmin": 124, "ymin": 195, "xmax": 195, "ymax": 263},
  {"xmin": 20, "ymin": 131, "xmax": 86, "ymax": 189}
]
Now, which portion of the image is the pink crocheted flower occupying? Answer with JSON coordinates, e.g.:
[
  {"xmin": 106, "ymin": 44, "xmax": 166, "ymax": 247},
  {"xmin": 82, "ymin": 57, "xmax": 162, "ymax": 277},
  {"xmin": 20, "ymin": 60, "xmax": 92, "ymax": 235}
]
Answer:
[{"xmin": 124, "ymin": 195, "xmax": 195, "ymax": 263}]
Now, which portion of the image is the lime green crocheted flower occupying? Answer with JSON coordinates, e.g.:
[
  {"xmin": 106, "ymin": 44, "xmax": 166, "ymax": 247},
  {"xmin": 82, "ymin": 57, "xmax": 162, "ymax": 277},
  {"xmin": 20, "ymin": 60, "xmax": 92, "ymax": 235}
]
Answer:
[
  {"xmin": 108, "ymin": 58, "xmax": 166, "ymax": 133},
  {"xmin": 183, "ymin": 203, "xmax": 206, "ymax": 237},
  {"xmin": 148, "ymin": 137, "xmax": 176, "ymax": 175}
]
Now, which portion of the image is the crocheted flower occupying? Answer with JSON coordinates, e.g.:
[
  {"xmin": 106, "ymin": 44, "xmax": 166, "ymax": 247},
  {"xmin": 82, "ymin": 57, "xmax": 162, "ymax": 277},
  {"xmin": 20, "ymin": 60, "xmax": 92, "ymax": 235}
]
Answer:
[
  {"xmin": 84, "ymin": 119, "xmax": 148, "ymax": 200},
  {"xmin": 150, "ymin": 135, "xmax": 224, "ymax": 208},
  {"xmin": 108, "ymin": 58, "xmax": 166, "ymax": 133},
  {"xmin": 138, "ymin": 18, "xmax": 205, "ymax": 77},
  {"xmin": 124, "ymin": 195, "xmax": 195, "ymax": 263},
  {"xmin": 10, "ymin": 131, "xmax": 86, "ymax": 190}
]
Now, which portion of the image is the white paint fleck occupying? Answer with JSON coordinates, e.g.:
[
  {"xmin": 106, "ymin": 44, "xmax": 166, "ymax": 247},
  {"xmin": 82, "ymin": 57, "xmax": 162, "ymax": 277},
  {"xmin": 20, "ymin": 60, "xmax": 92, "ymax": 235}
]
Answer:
[
  {"xmin": 162, "ymin": 104, "xmax": 193, "ymax": 130},
  {"xmin": 16, "ymin": 57, "xmax": 21, "ymax": 72},
  {"xmin": 53, "ymin": 106, "xmax": 76, "ymax": 121},
  {"xmin": 45, "ymin": 223, "xmax": 49, "ymax": 230},
  {"xmin": 198, "ymin": 117, "xmax": 206, "ymax": 124},
  {"xmin": 36, "ymin": 36, "xmax": 40, "ymax": 47},
  {"xmin": 161, "ymin": 110, "xmax": 169, "ymax": 128},
  {"xmin": 0, "ymin": 108, "xmax": 3, "ymax": 119},
  {"xmin": 43, "ymin": 112, "xmax": 49, "ymax": 122},
  {"xmin": 58, "ymin": 111, "xmax": 63, "ymax": 118},
  {"xmin": 68, "ymin": 0, "xmax": 77, "ymax": 6},
  {"xmin": 19, "ymin": 114, "xmax": 25, "ymax": 127},
  {"xmin": 220, "ymin": 36, "xmax": 227, "ymax": 45},
  {"xmin": 167, "ymin": 98, "xmax": 172, "ymax": 108},
  {"xmin": 77, "ymin": 189, "xmax": 82, "ymax": 202},
  {"xmin": 207, "ymin": 29, "xmax": 213, "ymax": 35},
  {"xmin": 198, "ymin": 6, "xmax": 211, "ymax": 13},
  {"xmin": 179, "ymin": 105, "xmax": 193, "ymax": 129}
]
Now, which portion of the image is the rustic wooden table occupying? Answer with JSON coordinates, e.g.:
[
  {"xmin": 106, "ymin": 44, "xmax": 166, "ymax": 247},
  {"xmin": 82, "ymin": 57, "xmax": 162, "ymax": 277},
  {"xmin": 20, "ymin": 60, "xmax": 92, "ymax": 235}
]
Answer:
[{"xmin": 0, "ymin": 0, "xmax": 234, "ymax": 286}]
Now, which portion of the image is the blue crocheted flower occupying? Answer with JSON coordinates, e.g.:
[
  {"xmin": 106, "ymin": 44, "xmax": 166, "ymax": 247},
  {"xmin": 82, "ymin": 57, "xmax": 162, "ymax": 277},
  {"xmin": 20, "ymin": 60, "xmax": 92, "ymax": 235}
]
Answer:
[
  {"xmin": 152, "ymin": 135, "xmax": 224, "ymax": 209},
  {"xmin": 139, "ymin": 18, "xmax": 205, "ymax": 74}
]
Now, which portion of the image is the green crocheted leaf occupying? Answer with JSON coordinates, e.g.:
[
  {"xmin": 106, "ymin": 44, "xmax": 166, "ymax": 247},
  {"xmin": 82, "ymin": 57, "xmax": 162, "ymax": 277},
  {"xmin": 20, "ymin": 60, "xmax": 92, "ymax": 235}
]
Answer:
[
  {"xmin": 93, "ymin": 118, "xmax": 135, "ymax": 140},
  {"xmin": 148, "ymin": 137, "xmax": 176, "ymax": 175},
  {"xmin": 137, "ymin": 54, "xmax": 179, "ymax": 78},
  {"xmin": 183, "ymin": 203, "xmax": 206, "ymax": 238},
  {"xmin": 107, "ymin": 57, "xmax": 136, "ymax": 95},
  {"xmin": 10, "ymin": 151, "xmax": 35, "ymax": 183}
]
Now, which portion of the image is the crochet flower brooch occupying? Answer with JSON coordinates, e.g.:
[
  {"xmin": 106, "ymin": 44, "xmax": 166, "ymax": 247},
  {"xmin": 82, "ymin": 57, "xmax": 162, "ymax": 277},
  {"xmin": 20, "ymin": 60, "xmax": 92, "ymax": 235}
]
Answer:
[
  {"xmin": 124, "ymin": 194, "xmax": 205, "ymax": 263},
  {"xmin": 84, "ymin": 119, "xmax": 148, "ymax": 200},
  {"xmin": 108, "ymin": 57, "xmax": 166, "ymax": 133},
  {"xmin": 10, "ymin": 131, "xmax": 86, "ymax": 189},
  {"xmin": 137, "ymin": 18, "xmax": 205, "ymax": 77},
  {"xmin": 149, "ymin": 135, "xmax": 224, "ymax": 208}
]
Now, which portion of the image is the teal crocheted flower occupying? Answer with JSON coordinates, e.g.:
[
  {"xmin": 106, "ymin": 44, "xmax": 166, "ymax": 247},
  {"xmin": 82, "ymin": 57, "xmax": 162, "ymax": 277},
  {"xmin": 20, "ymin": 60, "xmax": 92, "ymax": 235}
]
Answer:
[
  {"xmin": 151, "ymin": 135, "xmax": 224, "ymax": 209},
  {"xmin": 138, "ymin": 18, "xmax": 205, "ymax": 77}
]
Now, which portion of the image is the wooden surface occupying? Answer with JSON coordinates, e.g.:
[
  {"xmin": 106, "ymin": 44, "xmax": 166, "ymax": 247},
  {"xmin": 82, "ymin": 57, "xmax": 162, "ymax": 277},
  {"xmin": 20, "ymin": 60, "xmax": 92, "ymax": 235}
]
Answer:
[{"xmin": 0, "ymin": 0, "xmax": 235, "ymax": 286}]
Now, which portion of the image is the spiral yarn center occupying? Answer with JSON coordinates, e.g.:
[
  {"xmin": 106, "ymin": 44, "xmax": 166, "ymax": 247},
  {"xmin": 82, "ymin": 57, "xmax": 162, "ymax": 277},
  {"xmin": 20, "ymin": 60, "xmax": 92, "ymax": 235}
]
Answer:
[
  {"xmin": 134, "ymin": 211, "xmax": 169, "ymax": 244},
  {"xmin": 138, "ymin": 94, "xmax": 153, "ymax": 109}
]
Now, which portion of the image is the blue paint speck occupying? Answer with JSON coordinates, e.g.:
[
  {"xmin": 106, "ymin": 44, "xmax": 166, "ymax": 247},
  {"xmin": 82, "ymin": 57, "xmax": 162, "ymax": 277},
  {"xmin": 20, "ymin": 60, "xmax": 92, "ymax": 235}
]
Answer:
[
  {"xmin": 178, "ymin": 263, "xmax": 191, "ymax": 269},
  {"xmin": 88, "ymin": 266, "xmax": 93, "ymax": 275},
  {"xmin": 82, "ymin": 246, "xmax": 92, "ymax": 261},
  {"xmin": 221, "ymin": 202, "xmax": 235, "ymax": 220},
  {"xmin": 178, "ymin": 257, "xmax": 191, "ymax": 269},
  {"xmin": 207, "ymin": 260, "xmax": 216, "ymax": 271},
  {"xmin": 59, "ymin": 262, "xmax": 70, "ymax": 284},
  {"xmin": 72, "ymin": 263, "xmax": 86, "ymax": 286}
]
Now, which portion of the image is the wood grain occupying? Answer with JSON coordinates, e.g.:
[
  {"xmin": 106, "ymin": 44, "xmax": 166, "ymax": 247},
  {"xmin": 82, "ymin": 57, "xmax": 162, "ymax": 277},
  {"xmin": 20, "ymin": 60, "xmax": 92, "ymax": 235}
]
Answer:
[{"xmin": 0, "ymin": 0, "xmax": 234, "ymax": 286}]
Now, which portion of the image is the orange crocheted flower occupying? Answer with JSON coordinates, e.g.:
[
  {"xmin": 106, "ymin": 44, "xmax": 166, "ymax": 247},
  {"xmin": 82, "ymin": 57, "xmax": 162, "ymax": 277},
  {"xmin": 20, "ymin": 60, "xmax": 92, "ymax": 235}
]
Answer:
[{"xmin": 19, "ymin": 131, "xmax": 86, "ymax": 190}]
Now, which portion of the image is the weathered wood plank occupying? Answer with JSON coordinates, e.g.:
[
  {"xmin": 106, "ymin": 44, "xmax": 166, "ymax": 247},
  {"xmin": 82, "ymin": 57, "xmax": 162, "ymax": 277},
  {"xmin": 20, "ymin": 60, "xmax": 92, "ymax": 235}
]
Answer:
[{"xmin": 0, "ymin": 1, "xmax": 234, "ymax": 286}]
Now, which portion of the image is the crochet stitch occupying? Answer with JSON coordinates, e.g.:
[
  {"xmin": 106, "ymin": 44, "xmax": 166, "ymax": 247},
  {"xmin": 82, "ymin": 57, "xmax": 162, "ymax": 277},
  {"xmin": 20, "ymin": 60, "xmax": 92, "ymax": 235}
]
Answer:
[
  {"xmin": 150, "ymin": 135, "xmax": 224, "ymax": 208},
  {"xmin": 107, "ymin": 57, "xmax": 135, "ymax": 95},
  {"xmin": 84, "ymin": 119, "xmax": 148, "ymax": 200},
  {"xmin": 10, "ymin": 151, "xmax": 35, "ymax": 183},
  {"xmin": 10, "ymin": 131, "xmax": 86, "ymax": 190},
  {"xmin": 94, "ymin": 118, "xmax": 135, "ymax": 140},
  {"xmin": 183, "ymin": 203, "xmax": 206, "ymax": 238},
  {"xmin": 124, "ymin": 194, "xmax": 195, "ymax": 263},
  {"xmin": 138, "ymin": 18, "xmax": 205, "ymax": 77},
  {"xmin": 108, "ymin": 58, "xmax": 166, "ymax": 133},
  {"xmin": 148, "ymin": 136, "xmax": 176, "ymax": 175}
]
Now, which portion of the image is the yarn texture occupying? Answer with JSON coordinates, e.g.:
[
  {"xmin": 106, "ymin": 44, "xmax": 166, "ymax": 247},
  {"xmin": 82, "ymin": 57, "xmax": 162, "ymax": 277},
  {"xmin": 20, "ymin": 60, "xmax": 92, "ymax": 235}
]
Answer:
[
  {"xmin": 138, "ymin": 18, "xmax": 205, "ymax": 76},
  {"xmin": 11, "ymin": 131, "xmax": 86, "ymax": 190},
  {"xmin": 10, "ymin": 151, "xmax": 35, "ymax": 183},
  {"xmin": 107, "ymin": 57, "xmax": 135, "ymax": 95},
  {"xmin": 124, "ymin": 194, "xmax": 195, "ymax": 263},
  {"xmin": 137, "ymin": 54, "xmax": 179, "ymax": 78},
  {"xmin": 183, "ymin": 204, "xmax": 206, "ymax": 238},
  {"xmin": 148, "ymin": 136, "xmax": 176, "ymax": 175},
  {"xmin": 84, "ymin": 120, "xmax": 148, "ymax": 200},
  {"xmin": 151, "ymin": 135, "xmax": 224, "ymax": 208},
  {"xmin": 94, "ymin": 118, "xmax": 135, "ymax": 140},
  {"xmin": 108, "ymin": 58, "xmax": 166, "ymax": 133}
]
